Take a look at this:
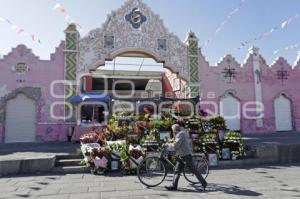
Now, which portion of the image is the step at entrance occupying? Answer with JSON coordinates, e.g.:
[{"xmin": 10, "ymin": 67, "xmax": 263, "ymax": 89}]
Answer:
[{"xmin": 52, "ymin": 154, "xmax": 90, "ymax": 174}]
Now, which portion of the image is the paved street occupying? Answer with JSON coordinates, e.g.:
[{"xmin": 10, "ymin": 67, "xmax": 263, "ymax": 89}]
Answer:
[{"xmin": 1, "ymin": 163, "xmax": 300, "ymax": 199}]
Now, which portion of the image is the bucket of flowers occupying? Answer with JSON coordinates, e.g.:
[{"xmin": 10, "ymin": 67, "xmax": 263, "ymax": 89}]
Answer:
[
  {"xmin": 124, "ymin": 145, "xmax": 145, "ymax": 175},
  {"xmin": 107, "ymin": 142, "xmax": 127, "ymax": 171},
  {"xmin": 90, "ymin": 147, "xmax": 111, "ymax": 175},
  {"xmin": 199, "ymin": 130, "xmax": 221, "ymax": 158},
  {"xmin": 80, "ymin": 142, "xmax": 101, "ymax": 164},
  {"xmin": 110, "ymin": 144, "xmax": 139, "ymax": 175},
  {"xmin": 222, "ymin": 131, "xmax": 245, "ymax": 160},
  {"xmin": 79, "ymin": 132, "xmax": 99, "ymax": 145},
  {"xmin": 185, "ymin": 116, "xmax": 202, "ymax": 139},
  {"xmin": 112, "ymin": 125, "xmax": 129, "ymax": 140},
  {"xmin": 149, "ymin": 118, "xmax": 172, "ymax": 140},
  {"xmin": 126, "ymin": 133, "xmax": 140, "ymax": 145},
  {"xmin": 141, "ymin": 128, "xmax": 160, "ymax": 151},
  {"xmin": 208, "ymin": 116, "xmax": 226, "ymax": 141}
]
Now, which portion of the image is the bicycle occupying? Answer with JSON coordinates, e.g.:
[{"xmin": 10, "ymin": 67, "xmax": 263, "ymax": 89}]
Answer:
[{"xmin": 136, "ymin": 146, "xmax": 209, "ymax": 187}]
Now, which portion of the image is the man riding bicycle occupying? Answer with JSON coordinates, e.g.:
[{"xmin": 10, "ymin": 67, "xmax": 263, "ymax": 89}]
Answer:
[{"xmin": 164, "ymin": 124, "xmax": 207, "ymax": 191}]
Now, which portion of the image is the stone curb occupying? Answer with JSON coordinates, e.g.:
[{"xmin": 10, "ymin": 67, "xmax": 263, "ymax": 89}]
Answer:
[{"xmin": 0, "ymin": 156, "xmax": 56, "ymax": 176}]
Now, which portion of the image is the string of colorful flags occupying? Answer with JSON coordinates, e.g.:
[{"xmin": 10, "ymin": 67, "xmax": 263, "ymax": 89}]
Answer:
[
  {"xmin": 0, "ymin": 17, "xmax": 41, "ymax": 43},
  {"xmin": 274, "ymin": 42, "xmax": 300, "ymax": 55},
  {"xmin": 202, "ymin": 0, "xmax": 246, "ymax": 48},
  {"xmin": 53, "ymin": 1, "xmax": 83, "ymax": 32},
  {"xmin": 235, "ymin": 12, "xmax": 300, "ymax": 51}
]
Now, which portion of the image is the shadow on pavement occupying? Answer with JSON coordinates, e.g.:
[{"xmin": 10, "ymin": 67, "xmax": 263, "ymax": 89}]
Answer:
[{"xmin": 151, "ymin": 183, "xmax": 263, "ymax": 197}]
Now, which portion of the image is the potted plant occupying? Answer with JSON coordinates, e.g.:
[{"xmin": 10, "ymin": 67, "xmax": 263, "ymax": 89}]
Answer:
[
  {"xmin": 185, "ymin": 116, "xmax": 202, "ymax": 139},
  {"xmin": 222, "ymin": 131, "xmax": 245, "ymax": 160},
  {"xmin": 128, "ymin": 145, "xmax": 144, "ymax": 169},
  {"xmin": 90, "ymin": 147, "xmax": 111, "ymax": 175},
  {"xmin": 140, "ymin": 129, "xmax": 160, "ymax": 151},
  {"xmin": 200, "ymin": 131, "xmax": 221, "ymax": 158},
  {"xmin": 208, "ymin": 116, "xmax": 226, "ymax": 141}
]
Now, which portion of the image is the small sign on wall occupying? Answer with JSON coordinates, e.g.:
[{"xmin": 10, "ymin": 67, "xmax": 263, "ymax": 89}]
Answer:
[{"xmin": 173, "ymin": 78, "xmax": 181, "ymax": 92}]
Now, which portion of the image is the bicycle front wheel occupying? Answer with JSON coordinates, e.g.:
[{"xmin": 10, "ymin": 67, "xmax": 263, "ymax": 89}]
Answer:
[
  {"xmin": 184, "ymin": 154, "xmax": 209, "ymax": 184},
  {"xmin": 137, "ymin": 156, "xmax": 167, "ymax": 187}
]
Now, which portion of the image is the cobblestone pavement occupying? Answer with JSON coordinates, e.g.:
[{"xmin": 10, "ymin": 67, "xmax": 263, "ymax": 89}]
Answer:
[{"xmin": 1, "ymin": 164, "xmax": 300, "ymax": 199}]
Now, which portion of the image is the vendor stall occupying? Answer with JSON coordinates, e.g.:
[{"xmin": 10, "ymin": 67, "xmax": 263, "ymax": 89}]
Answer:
[{"xmin": 70, "ymin": 93, "xmax": 111, "ymax": 141}]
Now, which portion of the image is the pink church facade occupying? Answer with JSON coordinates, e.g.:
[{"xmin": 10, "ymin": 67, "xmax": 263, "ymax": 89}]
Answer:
[
  {"xmin": 200, "ymin": 47, "xmax": 300, "ymax": 134},
  {"xmin": 1, "ymin": 43, "xmax": 300, "ymax": 143},
  {"xmin": 1, "ymin": 0, "xmax": 300, "ymax": 144}
]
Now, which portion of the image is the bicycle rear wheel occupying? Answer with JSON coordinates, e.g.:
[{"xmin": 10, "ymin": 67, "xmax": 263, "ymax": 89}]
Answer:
[
  {"xmin": 184, "ymin": 154, "xmax": 209, "ymax": 184},
  {"xmin": 137, "ymin": 156, "xmax": 167, "ymax": 187}
]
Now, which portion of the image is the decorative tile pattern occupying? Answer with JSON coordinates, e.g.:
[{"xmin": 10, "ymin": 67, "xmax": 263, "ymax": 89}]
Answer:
[
  {"xmin": 125, "ymin": 7, "xmax": 147, "ymax": 29},
  {"xmin": 104, "ymin": 36, "xmax": 115, "ymax": 49},
  {"xmin": 186, "ymin": 32, "xmax": 200, "ymax": 97},
  {"xmin": 65, "ymin": 28, "xmax": 79, "ymax": 120},
  {"xmin": 78, "ymin": 0, "xmax": 189, "ymax": 80},
  {"xmin": 157, "ymin": 39, "xmax": 167, "ymax": 51}
]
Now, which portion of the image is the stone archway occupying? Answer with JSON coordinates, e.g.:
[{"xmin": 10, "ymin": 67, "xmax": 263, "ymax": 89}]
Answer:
[
  {"xmin": 77, "ymin": 0, "xmax": 190, "ymax": 80},
  {"xmin": 64, "ymin": 0, "xmax": 200, "ymax": 99}
]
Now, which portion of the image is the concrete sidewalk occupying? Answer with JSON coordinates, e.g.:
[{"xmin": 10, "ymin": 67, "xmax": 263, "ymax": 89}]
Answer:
[{"xmin": 1, "ymin": 163, "xmax": 300, "ymax": 199}]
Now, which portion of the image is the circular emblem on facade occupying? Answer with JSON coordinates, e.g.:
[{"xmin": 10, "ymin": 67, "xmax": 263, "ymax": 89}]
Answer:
[{"xmin": 125, "ymin": 8, "xmax": 147, "ymax": 29}]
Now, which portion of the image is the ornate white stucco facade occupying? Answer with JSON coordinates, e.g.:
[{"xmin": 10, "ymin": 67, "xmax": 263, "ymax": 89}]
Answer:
[{"xmin": 78, "ymin": 0, "xmax": 189, "ymax": 80}]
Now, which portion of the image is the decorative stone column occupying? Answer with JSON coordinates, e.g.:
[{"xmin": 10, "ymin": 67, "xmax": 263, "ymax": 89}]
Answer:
[
  {"xmin": 185, "ymin": 31, "xmax": 200, "ymax": 98},
  {"xmin": 250, "ymin": 46, "xmax": 264, "ymax": 128},
  {"xmin": 64, "ymin": 23, "xmax": 79, "ymax": 120}
]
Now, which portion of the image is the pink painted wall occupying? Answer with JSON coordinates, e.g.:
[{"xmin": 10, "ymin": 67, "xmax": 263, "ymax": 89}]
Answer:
[
  {"xmin": 0, "ymin": 42, "xmax": 74, "ymax": 143},
  {"xmin": 199, "ymin": 48, "xmax": 300, "ymax": 134},
  {"xmin": 1, "ymin": 43, "xmax": 299, "ymax": 141},
  {"xmin": 260, "ymin": 57, "xmax": 300, "ymax": 132}
]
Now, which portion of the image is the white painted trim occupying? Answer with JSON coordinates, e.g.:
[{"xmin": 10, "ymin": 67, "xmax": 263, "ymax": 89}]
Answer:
[{"xmin": 252, "ymin": 51, "xmax": 264, "ymax": 127}]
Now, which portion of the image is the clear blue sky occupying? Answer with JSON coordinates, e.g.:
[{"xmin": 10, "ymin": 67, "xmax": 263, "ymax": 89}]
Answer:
[{"xmin": 1, "ymin": 0, "xmax": 300, "ymax": 66}]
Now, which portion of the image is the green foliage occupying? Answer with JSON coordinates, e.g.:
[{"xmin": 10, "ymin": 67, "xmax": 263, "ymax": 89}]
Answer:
[
  {"xmin": 185, "ymin": 116, "xmax": 202, "ymax": 131},
  {"xmin": 109, "ymin": 143, "xmax": 129, "ymax": 163},
  {"xmin": 199, "ymin": 132, "xmax": 221, "ymax": 157},
  {"xmin": 208, "ymin": 116, "xmax": 226, "ymax": 130},
  {"xmin": 223, "ymin": 131, "xmax": 245, "ymax": 159}
]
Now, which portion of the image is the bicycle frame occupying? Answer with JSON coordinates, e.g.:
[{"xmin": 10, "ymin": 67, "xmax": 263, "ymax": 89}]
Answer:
[{"xmin": 110, "ymin": 146, "xmax": 200, "ymax": 172}]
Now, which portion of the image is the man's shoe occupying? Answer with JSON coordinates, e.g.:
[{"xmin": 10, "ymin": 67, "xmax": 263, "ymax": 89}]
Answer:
[{"xmin": 165, "ymin": 186, "xmax": 177, "ymax": 191}]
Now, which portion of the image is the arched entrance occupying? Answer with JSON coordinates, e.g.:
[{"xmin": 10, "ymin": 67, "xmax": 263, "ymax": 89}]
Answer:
[
  {"xmin": 220, "ymin": 94, "xmax": 241, "ymax": 131},
  {"xmin": 74, "ymin": 0, "xmax": 198, "ymax": 92},
  {"xmin": 5, "ymin": 94, "xmax": 36, "ymax": 142},
  {"xmin": 274, "ymin": 94, "xmax": 292, "ymax": 131}
]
